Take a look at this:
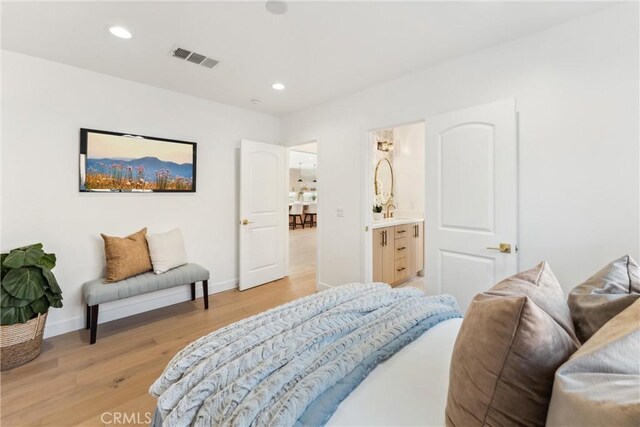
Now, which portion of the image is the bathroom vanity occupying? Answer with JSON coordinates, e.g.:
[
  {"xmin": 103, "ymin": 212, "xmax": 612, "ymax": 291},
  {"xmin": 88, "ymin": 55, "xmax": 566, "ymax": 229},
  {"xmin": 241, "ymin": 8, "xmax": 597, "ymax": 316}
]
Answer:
[{"xmin": 372, "ymin": 219, "xmax": 424, "ymax": 286}]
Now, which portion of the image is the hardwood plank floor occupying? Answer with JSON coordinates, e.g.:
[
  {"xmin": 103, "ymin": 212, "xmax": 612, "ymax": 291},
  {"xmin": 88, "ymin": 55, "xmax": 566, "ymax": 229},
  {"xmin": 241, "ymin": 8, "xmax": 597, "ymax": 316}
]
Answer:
[{"xmin": 0, "ymin": 227, "xmax": 318, "ymax": 426}]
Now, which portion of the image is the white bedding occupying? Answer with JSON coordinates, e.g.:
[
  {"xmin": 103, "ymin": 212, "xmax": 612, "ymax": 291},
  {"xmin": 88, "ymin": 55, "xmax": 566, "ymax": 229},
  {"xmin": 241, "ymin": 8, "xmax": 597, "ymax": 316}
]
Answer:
[{"xmin": 327, "ymin": 317, "xmax": 463, "ymax": 426}]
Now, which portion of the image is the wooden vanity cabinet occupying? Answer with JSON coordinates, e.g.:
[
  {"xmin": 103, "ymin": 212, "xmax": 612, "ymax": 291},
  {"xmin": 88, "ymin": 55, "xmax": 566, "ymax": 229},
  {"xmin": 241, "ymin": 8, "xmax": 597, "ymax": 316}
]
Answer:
[
  {"xmin": 372, "ymin": 227, "xmax": 396, "ymax": 285},
  {"xmin": 373, "ymin": 221, "xmax": 424, "ymax": 286}
]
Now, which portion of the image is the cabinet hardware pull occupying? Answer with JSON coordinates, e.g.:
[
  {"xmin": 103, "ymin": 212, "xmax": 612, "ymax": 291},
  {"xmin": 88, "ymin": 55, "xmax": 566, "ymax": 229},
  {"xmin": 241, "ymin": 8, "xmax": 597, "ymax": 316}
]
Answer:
[
  {"xmin": 397, "ymin": 230, "xmax": 406, "ymax": 234},
  {"xmin": 397, "ymin": 247, "xmax": 406, "ymax": 251},
  {"xmin": 396, "ymin": 267, "xmax": 406, "ymax": 272}
]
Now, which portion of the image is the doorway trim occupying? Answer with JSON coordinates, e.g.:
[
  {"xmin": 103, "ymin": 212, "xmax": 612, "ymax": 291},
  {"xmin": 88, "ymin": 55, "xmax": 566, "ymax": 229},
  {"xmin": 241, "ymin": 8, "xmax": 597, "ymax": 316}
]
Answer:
[{"xmin": 285, "ymin": 139, "xmax": 321, "ymax": 290}]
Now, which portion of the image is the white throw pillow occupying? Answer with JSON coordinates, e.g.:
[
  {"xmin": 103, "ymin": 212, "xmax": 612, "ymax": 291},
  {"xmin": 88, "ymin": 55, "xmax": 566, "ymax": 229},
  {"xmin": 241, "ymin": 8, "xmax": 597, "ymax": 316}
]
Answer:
[{"xmin": 145, "ymin": 228, "xmax": 188, "ymax": 274}]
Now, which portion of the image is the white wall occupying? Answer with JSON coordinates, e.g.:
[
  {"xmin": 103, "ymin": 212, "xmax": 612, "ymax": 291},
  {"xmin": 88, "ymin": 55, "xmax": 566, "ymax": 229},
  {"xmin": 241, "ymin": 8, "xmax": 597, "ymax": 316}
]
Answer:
[
  {"xmin": 1, "ymin": 50, "xmax": 281, "ymax": 337},
  {"xmin": 392, "ymin": 122, "xmax": 425, "ymax": 218},
  {"xmin": 282, "ymin": 4, "xmax": 639, "ymax": 293}
]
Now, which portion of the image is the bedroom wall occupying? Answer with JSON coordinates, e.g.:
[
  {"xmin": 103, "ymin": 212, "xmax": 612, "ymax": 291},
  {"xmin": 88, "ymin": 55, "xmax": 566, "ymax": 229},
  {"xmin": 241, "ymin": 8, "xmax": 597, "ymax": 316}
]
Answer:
[
  {"xmin": 1, "ymin": 50, "xmax": 281, "ymax": 337},
  {"xmin": 282, "ymin": 4, "xmax": 640, "ymax": 293}
]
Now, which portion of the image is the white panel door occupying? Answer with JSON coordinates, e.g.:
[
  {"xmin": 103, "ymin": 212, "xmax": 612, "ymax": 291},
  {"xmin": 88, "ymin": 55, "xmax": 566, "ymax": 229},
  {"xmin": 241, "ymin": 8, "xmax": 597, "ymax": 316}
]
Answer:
[
  {"xmin": 239, "ymin": 140, "xmax": 286, "ymax": 290},
  {"xmin": 426, "ymin": 99, "xmax": 518, "ymax": 311}
]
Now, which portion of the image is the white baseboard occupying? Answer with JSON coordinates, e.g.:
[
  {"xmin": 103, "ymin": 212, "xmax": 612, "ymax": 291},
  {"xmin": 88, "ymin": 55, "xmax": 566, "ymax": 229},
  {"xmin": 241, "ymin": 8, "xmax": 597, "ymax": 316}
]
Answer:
[
  {"xmin": 316, "ymin": 282, "xmax": 334, "ymax": 291},
  {"xmin": 43, "ymin": 278, "xmax": 238, "ymax": 339}
]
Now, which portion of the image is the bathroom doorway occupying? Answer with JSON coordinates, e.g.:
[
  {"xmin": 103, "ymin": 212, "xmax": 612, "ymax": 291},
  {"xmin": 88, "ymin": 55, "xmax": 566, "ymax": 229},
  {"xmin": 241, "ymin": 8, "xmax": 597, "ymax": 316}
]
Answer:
[
  {"xmin": 286, "ymin": 141, "xmax": 319, "ymax": 286},
  {"xmin": 366, "ymin": 122, "xmax": 427, "ymax": 291},
  {"xmin": 363, "ymin": 100, "xmax": 519, "ymax": 311}
]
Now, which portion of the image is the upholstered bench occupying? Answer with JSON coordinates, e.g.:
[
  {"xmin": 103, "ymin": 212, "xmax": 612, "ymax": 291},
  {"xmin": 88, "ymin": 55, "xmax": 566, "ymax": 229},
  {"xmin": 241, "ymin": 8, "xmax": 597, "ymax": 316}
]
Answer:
[{"xmin": 82, "ymin": 263, "xmax": 210, "ymax": 344}]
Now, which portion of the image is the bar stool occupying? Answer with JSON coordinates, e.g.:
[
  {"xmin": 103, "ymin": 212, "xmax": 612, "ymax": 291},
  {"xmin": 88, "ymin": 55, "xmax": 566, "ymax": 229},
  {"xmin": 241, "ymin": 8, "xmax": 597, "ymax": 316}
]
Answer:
[
  {"xmin": 304, "ymin": 202, "xmax": 317, "ymax": 228},
  {"xmin": 289, "ymin": 202, "xmax": 304, "ymax": 229}
]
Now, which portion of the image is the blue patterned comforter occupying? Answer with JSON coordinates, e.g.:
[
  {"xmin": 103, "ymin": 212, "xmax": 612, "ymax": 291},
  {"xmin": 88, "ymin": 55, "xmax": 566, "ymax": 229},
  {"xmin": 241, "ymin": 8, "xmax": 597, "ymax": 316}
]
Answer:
[{"xmin": 149, "ymin": 283, "xmax": 461, "ymax": 427}]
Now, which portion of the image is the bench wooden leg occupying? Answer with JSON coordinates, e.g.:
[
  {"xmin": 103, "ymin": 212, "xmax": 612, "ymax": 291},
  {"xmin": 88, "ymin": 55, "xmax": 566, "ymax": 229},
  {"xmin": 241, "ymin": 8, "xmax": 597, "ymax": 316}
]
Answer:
[
  {"xmin": 86, "ymin": 304, "xmax": 91, "ymax": 330},
  {"xmin": 90, "ymin": 305, "xmax": 99, "ymax": 345},
  {"xmin": 202, "ymin": 280, "xmax": 209, "ymax": 310},
  {"xmin": 190, "ymin": 282, "xmax": 196, "ymax": 301}
]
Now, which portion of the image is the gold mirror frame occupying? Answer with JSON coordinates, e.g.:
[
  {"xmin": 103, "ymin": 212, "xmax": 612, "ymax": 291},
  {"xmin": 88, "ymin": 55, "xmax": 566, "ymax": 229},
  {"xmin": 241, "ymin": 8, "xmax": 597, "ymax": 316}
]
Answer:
[{"xmin": 374, "ymin": 158, "xmax": 394, "ymax": 204}]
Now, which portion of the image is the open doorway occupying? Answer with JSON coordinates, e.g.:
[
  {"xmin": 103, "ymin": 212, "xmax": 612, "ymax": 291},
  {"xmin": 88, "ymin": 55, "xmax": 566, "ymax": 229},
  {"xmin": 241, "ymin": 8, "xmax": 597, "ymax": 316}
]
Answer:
[
  {"xmin": 367, "ymin": 122, "xmax": 426, "ymax": 292},
  {"xmin": 287, "ymin": 142, "xmax": 318, "ymax": 284}
]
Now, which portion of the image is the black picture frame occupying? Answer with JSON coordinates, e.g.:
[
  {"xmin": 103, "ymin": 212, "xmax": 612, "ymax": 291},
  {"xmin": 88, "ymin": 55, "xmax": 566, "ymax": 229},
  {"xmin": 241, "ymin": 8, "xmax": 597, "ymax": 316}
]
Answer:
[{"xmin": 79, "ymin": 128, "xmax": 197, "ymax": 193}]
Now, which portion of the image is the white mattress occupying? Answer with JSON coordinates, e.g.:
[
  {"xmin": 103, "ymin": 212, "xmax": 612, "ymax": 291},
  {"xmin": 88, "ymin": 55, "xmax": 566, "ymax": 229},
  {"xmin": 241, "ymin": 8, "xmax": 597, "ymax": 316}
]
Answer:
[{"xmin": 327, "ymin": 317, "xmax": 463, "ymax": 426}]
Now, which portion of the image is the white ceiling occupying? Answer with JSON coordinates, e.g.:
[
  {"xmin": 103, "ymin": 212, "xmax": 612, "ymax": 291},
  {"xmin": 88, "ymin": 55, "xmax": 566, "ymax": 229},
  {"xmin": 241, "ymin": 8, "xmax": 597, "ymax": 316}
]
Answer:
[
  {"xmin": 289, "ymin": 149, "xmax": 317, "ymax": 169},
  {"xmin": 1, "ymin": 1, "xmax": 613, "ymax": 116}
]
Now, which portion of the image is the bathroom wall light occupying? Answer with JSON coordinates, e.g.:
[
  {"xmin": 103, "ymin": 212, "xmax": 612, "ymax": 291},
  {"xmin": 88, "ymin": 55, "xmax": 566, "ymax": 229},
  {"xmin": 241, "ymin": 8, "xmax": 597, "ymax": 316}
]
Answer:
[{"xmin": 377, "ymin": 141, "xmax": 393, "ymax": 152}]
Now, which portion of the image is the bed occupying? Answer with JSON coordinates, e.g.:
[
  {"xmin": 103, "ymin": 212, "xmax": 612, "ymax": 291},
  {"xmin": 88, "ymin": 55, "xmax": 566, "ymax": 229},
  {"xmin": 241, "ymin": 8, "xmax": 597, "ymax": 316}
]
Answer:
[
  {"xmin": 149, "ymin": 283, "xmax": 462, "ymax": 426},
  {"xmin": 327, "ymin": 317, "xmax": 462, "ymax": 426}
]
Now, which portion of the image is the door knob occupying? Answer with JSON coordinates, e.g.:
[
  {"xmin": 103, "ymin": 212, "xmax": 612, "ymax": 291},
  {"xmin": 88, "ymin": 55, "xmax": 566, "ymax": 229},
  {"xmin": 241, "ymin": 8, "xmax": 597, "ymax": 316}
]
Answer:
[
  {"xmin": 240, "ymin": 219, "xmax": 254, "ymax": 225},
  {"xmin": 486, "ymin": 243, "xmax": 512, "ymax": 254}
]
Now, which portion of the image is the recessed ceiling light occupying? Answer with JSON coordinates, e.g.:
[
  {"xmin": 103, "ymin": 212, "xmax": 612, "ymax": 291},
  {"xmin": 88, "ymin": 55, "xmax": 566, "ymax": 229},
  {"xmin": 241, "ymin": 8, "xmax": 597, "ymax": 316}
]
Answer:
[
  {"xmin": 272, "ymin": 82, "xmax": 285, "ymax": 91},
  {"xmin": 265, "ymin": 1, "xmax": 288, "ymax": 15},
  {"xmin": 108, "ymin": 26, "xmax": 132, "ymax": 39}
]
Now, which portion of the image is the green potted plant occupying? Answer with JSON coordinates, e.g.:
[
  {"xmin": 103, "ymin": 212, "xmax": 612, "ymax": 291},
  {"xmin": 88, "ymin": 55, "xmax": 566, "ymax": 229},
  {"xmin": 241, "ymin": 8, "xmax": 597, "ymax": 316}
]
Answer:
[
  {"xmin": 373, "ymin": 204, "xmax": 384, "ymax": 221},
  {"xmin": 0, "ymin": 243, "xmax": 63, "ymax": 370}
]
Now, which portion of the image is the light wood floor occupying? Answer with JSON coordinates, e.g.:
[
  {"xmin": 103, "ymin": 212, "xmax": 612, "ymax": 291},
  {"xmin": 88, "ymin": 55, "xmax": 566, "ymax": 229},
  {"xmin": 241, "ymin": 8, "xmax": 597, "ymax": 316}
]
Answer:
[{"xmin": 0, "ymin": 227, "xmax": 318, "ymax": 427}]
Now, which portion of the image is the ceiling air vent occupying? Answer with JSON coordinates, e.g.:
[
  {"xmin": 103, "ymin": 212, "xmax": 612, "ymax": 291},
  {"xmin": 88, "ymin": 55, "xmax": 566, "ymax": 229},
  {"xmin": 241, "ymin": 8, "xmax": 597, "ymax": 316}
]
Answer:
[
  {"xmin": 170, "ymin": 46, "xmax": 220, "ymax": 70},
  {"xmin": 201, "ymin": 57, "xmax": 219, "ymax": 69},
  {"xmin": 172, "ymin": 47, "xmax": 191, "ymax": 59}
]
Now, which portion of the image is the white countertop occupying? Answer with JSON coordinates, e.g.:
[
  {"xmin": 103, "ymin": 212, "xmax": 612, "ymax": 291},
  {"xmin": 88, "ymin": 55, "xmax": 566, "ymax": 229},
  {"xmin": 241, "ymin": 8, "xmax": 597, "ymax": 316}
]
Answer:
[{"xmin": 371, "ymin": 217, "xmax": 424, "ymax": 229}]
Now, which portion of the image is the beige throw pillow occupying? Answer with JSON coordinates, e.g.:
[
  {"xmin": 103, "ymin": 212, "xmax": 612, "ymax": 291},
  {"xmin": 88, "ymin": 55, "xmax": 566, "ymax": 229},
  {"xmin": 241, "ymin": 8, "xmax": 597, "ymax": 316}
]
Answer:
[
  {"xmin": 547, "ymin": 299, "xmax": 640, "ymax": 427},
  {"xmin": 568, "ymin": 255, "xmax": 640, "ymax": 343},
  {"xmin": 101, "ymin": 228, "xmax": 153, "ymax": 282},
  {"xmin": 145, "ymin": 228, "xmax": 188, "ymax": 274},
  {"xmin": 446, "ymin": 262, "xmax": 580, "ymax": 427}
]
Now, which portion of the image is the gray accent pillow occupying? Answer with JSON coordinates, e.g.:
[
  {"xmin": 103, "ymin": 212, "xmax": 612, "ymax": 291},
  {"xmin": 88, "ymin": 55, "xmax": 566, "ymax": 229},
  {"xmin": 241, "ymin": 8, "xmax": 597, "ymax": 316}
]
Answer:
[
  {"xmin": 446, "ymin": 262, "xmax": 580, "ymax": 427},
  {"xmin": 547, "ymin": 299, "xmax": 640, "ymax": 427},
  {"xmin": 568, "ymin": 255, "xmax": 639, "ymax": 343}
]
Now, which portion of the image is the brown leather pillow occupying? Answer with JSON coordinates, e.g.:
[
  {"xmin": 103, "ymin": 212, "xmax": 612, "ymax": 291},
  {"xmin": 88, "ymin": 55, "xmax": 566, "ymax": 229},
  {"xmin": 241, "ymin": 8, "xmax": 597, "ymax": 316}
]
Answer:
[
  {"xmin": 568, "ymin": 255, "xmax": 639, "ymax": 343},
  {"xmin": 446, "ymin": 262, "xmax": 580, "ymax": 427},
  {"xmin": 101, "ymin": 228, "xmax": 153, "ymax": 282}
]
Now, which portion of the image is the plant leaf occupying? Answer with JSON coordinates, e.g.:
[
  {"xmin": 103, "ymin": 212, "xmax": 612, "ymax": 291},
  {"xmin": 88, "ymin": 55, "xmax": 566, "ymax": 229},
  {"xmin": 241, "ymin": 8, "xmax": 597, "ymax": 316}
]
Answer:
[
  {"xmin": 2, "ymin": 267, "xmax": 46, "ymax": 300},
  {"xmin": 30, "ymin": 296, "xmax": 50, "ymax": 314},
  {"xmin": 0, "ymin": 306, "xmax": 35, "ymax": 325},
  {"xmin": 1, "ymin": 253, "xmax": 8, "ymax": 281},
  {"xmin": 40, "ymin": 267, "xmax": 62, "ymax": 294},
  {"xmin": 3, "ymin": 247, "xmax": 45, "ymax": 268},
  {"xmin": 38, "ymin": 252, "xmax": 57, "ymax": 269},
  {"xmin": 16, "ymin": 243, "xmax": 43, "ymax": 251},
  {"xmin": 44, "ymin": 289, "xmax": 63, "ymax": 308},
  {"xmin": 0, "ymin": 287, "xmax": 32, "ymax": 307}
]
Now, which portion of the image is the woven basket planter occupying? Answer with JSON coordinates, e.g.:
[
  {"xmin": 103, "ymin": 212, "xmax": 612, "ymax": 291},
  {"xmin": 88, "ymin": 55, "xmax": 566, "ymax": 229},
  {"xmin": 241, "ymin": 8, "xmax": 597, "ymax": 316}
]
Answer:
[{"xmin": 0, "ymin": 312, "xmax": 47, "ymax": 371}]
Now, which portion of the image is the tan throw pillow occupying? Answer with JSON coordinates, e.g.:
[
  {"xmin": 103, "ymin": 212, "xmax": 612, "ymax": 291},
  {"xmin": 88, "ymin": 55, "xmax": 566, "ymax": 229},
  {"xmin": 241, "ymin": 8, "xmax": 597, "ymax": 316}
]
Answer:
[
  {"xmin": 547, "ymin": 299, "xmax": 640, "ymax": 427},
  {"xmin": 101, "ymin": 228, "xmax": 153, "ymax": 282},
  {"xmin": 568, "ymin": 255, "xmax": 639, "ymax": 343},
  {"xmin": 446, "ymin": 262, "xmax": 580, "ymax": 427}
]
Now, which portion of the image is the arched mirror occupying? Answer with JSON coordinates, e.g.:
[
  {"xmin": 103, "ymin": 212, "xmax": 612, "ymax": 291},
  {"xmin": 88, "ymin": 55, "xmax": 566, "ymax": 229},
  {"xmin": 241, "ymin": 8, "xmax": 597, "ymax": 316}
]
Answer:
[{"xmin": 374, "ymin": 158, "xmax": 394, "ymax": 204}]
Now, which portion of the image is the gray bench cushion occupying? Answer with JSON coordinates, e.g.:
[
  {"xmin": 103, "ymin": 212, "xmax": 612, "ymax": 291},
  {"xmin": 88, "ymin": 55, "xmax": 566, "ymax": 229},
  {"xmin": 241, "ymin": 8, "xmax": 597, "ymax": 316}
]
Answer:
[{"xmin": 83, "ymin": 263, "xmax": 210, "ymax": 306}]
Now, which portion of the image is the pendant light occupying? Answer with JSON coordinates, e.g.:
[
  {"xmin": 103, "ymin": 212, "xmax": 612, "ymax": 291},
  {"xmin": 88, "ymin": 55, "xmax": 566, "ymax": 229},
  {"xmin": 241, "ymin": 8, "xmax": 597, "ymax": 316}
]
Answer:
[
  {"xmin": 313, "ymin": 164, "xmax": 317, "ymax": 183},
  {"xmin": 297, "ymin": 163, "xmax": 303, "ymax": 183}
]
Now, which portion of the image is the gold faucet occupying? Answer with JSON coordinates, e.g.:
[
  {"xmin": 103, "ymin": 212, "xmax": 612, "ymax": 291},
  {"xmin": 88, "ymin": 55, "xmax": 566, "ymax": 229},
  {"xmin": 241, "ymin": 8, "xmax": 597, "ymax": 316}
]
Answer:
[{"xmin": 386, "ymin": 204, "xmax": 396, "ymax": 218}]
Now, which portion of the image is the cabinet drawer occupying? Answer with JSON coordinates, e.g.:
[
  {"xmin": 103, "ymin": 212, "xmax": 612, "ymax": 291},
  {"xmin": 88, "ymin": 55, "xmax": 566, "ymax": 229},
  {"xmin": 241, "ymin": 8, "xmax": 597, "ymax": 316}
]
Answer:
[
  {"xmin": 394, "ymin": 257, "xmax": 408, "ymax": 283},
  {"xmin": 394, "ymin": 224, "xmax": 410, "ymax": 238},
  {"xmin": 395, "ymin": 237, "xmax": 408, "ymax": 260}
]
